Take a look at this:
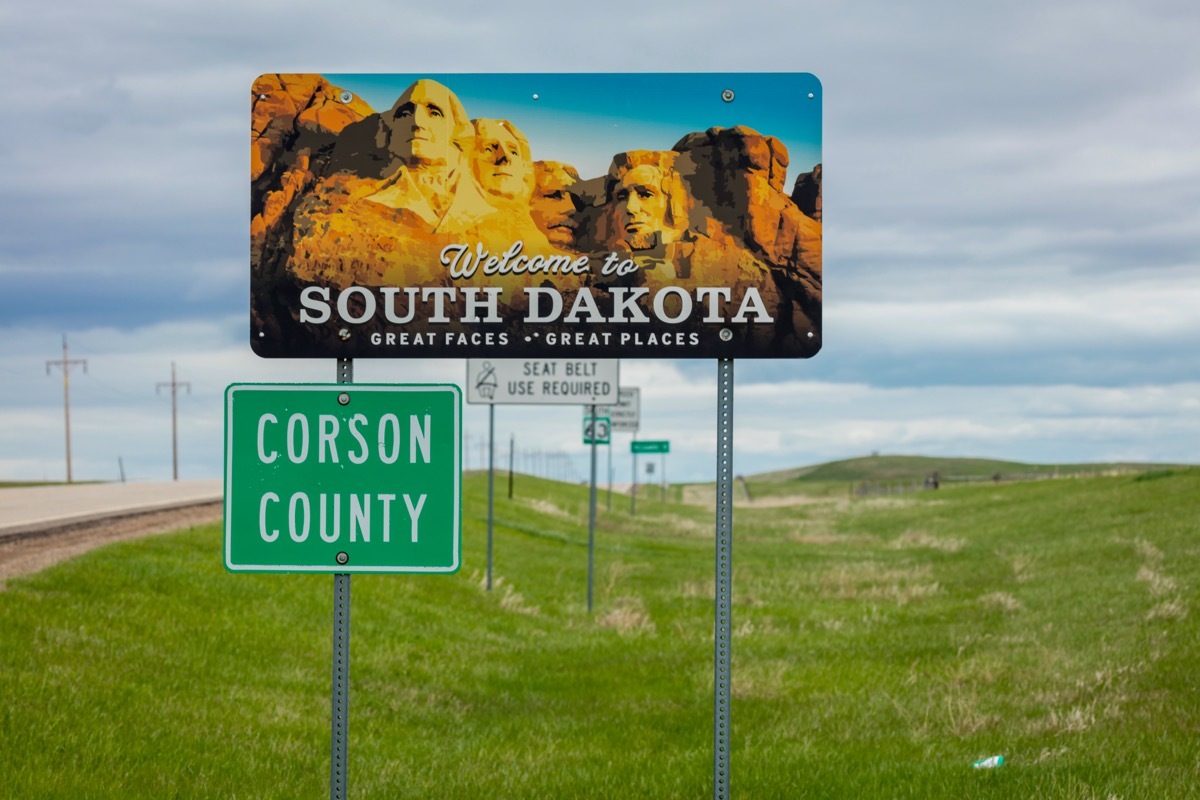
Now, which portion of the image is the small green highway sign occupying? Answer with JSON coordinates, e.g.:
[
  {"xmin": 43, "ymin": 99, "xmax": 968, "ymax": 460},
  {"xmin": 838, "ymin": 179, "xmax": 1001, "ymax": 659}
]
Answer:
[
  {"xmin": 224, "ymin": 383, "xmax": 461, "ymax": 573},
  {"xmin": 631, "ymin": 440, "xmax": 670, "ymax": 455},
  {"xmin": 583, "ymin": 416, "xmax": 612, "ymax": 445}
]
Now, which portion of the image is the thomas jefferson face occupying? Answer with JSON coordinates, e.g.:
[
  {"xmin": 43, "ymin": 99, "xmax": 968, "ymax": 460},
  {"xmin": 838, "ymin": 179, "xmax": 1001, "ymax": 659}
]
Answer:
[
  {"xmin": 391, "ymin": 80, "xmax": 457, "ymax": 167},
  {"xmin": 472, "ymin": 120, "xmax": 531, "ymax": 200},
  {"xmin": 614, "ymin": 165, "xmax": 670, "ymax": 250},
  {"xmin": 531, "ymin": 162, "xmax": 581, "ymax": 247}
]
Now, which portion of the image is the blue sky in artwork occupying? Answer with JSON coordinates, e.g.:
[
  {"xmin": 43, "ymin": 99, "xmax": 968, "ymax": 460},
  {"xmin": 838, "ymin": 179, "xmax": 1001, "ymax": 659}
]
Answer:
[{"xmin": 325, "ymin": 72, "xmax": 822, "ymax": 180}]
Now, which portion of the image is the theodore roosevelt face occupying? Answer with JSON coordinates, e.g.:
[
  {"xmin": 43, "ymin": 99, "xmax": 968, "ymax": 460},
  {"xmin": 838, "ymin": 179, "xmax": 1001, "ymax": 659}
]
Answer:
[{"xmin": 531, "ymin": 162, "xmax": 581, "ymax": 246}]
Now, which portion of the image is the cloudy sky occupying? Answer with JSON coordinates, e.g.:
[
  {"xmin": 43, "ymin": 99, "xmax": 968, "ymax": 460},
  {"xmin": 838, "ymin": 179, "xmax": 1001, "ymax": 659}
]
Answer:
[{"xmin": 2, "ymin": 0, "xmax": 1198, "ymax": 484}]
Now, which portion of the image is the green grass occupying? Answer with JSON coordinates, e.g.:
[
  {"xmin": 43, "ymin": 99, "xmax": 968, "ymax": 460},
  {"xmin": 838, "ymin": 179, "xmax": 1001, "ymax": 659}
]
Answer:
[{"xmin": 2, "ymin": 471, "xmax": 1199, "ymax": 798}]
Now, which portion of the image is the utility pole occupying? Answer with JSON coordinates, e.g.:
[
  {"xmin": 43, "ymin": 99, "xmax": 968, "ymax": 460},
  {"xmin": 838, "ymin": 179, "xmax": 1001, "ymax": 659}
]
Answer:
[
  {"xmin": 46, "ymin": 334, "xmax": 86, "ymax": 483},
  {"xmin": 156, "ymin": 362, "xmax": 191, "ymax": 481}
]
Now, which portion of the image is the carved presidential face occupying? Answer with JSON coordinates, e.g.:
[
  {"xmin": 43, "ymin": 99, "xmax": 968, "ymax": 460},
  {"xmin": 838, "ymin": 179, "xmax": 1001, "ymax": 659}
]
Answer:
[
  {"xmin": 472, "ymin": 119, "xmax": 532, "ymax": 201},
  {"xmin": 391, "ymin": 80, "xmax": 458, "ymax": 168},
  {"xmin": 531, "ymin": 162, "xmax": 581, "ymax": 247},
  {"xmin": 613, "ymin": 165, "xmax": 670, "ymax": 250}
]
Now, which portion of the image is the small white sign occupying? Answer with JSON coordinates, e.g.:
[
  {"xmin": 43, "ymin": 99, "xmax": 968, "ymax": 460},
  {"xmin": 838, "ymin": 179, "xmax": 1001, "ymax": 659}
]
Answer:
[
  {"xmin": 596, "ymin": 387, "xmax": 640, "ymax": 432},
  {"xmin": 467, "ymin": 359, "xmax": 619, "ymax": 405}
]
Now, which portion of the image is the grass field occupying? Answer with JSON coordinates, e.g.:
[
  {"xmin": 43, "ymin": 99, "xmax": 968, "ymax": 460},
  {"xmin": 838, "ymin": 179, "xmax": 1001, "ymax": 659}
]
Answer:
[
  {"xmin": 2, "ymin": 468, "xmax": 1198, "ymax": 798},
  {"xmin": 750, "ymin": 454, "xmax": 1185, "ymax": 485}
]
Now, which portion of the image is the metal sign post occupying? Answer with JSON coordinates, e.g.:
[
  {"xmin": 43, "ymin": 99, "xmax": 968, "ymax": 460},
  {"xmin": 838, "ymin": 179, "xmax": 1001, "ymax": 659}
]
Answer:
[
  {"xmin": 713, "ymin": 358, "xmax": 734, "ymax": 799},
  {"xmin": 631, "ymin": 443, "xmax": 638, "ymax": 517},
  {"xmin": 587, "ymin": 404, "xmax": 599, "ymax": 613},
  {"xmin": 607, "ymin": 440, "xmax": 613, "ymax": 511},
  {"xmin": 487, "ymin": 404, "xmax": 495, "ymax": 591},
  {"xmin": 582, "ymin": 410, "xmax": 609, "ymax": 611},
  {"xmin": 332, "ymin": 358, "xmax": 352, "ymax": 800}
]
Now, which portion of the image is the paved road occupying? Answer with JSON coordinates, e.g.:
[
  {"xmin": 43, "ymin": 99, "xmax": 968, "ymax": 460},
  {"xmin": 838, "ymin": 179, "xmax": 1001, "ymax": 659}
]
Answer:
[{"xmin": 0, "ymin": 480, "xmax": 223, "ymax": 535}]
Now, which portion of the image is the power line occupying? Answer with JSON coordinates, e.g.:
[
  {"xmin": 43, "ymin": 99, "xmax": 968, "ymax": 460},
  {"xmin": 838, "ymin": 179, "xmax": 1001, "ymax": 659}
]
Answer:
[
  {"xmin": 156, "ymin": 361, "xmax": 191, "ymax": 481},
  {"xmin": 45, "ymin": 334, "xmax": 87, "ymax": 483}
]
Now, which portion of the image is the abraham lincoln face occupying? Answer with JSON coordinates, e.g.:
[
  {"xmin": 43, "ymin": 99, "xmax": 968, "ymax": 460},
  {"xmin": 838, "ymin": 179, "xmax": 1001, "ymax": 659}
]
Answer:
[{"xmin": 613, "ymin": 165, "xmax": 672, "ymax": 250}]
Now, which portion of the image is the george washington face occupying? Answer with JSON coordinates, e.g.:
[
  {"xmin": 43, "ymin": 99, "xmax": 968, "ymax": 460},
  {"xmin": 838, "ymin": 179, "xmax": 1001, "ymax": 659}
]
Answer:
[{"xmin": 390, "ymin": 80, "xmax": 459, "ymax": 167}]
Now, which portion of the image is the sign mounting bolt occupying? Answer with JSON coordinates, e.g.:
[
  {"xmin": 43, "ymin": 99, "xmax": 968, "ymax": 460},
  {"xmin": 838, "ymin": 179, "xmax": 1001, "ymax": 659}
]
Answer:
[
  {"xmin": 719, "ymin": 328, "xmax": 733, "ymax": 341},
  {"xmin": 337, "ymin": 393, "xmax": 350, "ymax": 406},
  {"xmin": 338, "ymin": 328, "xmax": 351, "ymax": 341},
  {"xmin": 721, "ymin": 89, "xmax": 735, "ymax": 102},
  {"xmin": 336, "ymin": 552, "xmax": 349, "ymax": 565},
  {"xmin": 339, "ymin": 90, "xmax": 353, "ymax": 104}
]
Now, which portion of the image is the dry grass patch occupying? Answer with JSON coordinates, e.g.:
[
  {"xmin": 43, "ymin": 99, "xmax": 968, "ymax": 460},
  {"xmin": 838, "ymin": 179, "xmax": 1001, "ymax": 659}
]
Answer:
[
  {"xmin": 595, "ymin": 597, "xmax": 656, "ymax": 635},
  {"xmin": 979, "ymin": 591, "xmax": 1023, "ymax": 613},
  {"xmin": 892, "ymin": 530, "xmax": 966, "ymax": 552},
  {"xmin": 520, "ymin": 498, "xmax": 570, "ymax": 518},
  {"xmin": 1038, "ymin": 703, "xmax": 1098, "ymax": 734},
  {"xmin": 1136, "ymin": 565, "xmax": 1177, "ymax": 597},
  {"xmin": 1009, "ymin": 553, "xmax": 1036, "ymax": 583},
  {"xmin": 1134, "ymin": 538, "xmax": 1164, "ymax": 563},
  {"xmin": 472, "ymin": 572, "xmax": 541, "ymax": 616},
  {"xmin": 499, "ymin": 585, "xmax": 540, "ymax": 616},
  {"xmin": 731, "ymin": 659, "xmax": 792, "ymax": 700},
  {"xmin": 1147, "ymin": 599, "xmax": 1188, "ymax": 621},
  {"xmin": 818, "ymin": 562, "xmax": 941, "ymax": 605},
  {"xmin": 787, "ymin": 530, "xmax": 879, "ymax": 546}
]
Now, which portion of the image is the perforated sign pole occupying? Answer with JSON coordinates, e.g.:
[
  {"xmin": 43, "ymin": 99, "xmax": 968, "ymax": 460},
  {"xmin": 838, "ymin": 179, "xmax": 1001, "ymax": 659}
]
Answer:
[
  {"xmin": 332, "ymin": 357, "xmax": 352, "ymax": 800},
  {"xmin": 487, "ymin": 403, "xmax": 495, "ymax": 591},
  {"xmin": 587, "ymin": 404, "xmax": 598, "ymax": 613},
  {"xmin": 714, "ymin": 357, "xmax": 734, "ymax": 800}
]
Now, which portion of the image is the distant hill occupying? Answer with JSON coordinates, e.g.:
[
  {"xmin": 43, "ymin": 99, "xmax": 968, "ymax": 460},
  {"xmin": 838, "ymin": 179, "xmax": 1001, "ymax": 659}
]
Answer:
[{"xmin": 748, "ymin": 454, "xmax": 1192, "ymax": 485}]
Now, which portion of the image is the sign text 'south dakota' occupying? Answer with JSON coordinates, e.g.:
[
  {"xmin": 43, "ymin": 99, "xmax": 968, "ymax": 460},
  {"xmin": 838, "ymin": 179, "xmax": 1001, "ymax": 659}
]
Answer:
[{"xmin": 298, "ymin": 285, "xmax": 774, "ymax": 326}]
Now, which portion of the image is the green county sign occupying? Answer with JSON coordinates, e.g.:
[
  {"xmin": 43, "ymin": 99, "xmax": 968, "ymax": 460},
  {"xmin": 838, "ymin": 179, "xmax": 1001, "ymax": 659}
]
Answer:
[
  {"xmin": 631, "ymin": 440, "xmax": 670, "ymax": 454},
  {"xmin": 224, "ymin": 384, "xmax": 461, "ymax": 573}
]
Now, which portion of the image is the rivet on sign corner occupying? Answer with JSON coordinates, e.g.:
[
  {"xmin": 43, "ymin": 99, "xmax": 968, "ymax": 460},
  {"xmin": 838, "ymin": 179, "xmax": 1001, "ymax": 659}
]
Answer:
[
  {"xmin": 336, "ymin": 552, "xmax": 349, "ymax": 565},
  {"xmin": 338, "ymin": 328, "xmax": 351, "ymax": 341},
  {"xmin": 532, "ymin": 93, "xmax": 539, "ymax": 100},
  {"xmin": 719, "ymin": 328, "xmax": 734, "ymax": 341},
  {"xmin": 808, "ymin": 92, "xmax": 815, "ymax": 99},
  {"xmin": 807, "ymin": 331, "xmax": 815, "ymax": 338},
  {"xmin": 339, "ymin": 90, "xmax": 353, "ymax": 104},
  {"xmin": 721, "ymin": 89, "xmax": 735, "ymax": 103},
  {"xmin": 337, "ymin": 392, "xmax": 350, "ymax": 406}
]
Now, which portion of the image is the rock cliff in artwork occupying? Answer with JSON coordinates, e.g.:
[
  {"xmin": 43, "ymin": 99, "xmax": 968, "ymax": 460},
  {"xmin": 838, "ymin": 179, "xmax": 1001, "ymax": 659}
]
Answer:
[{"xmin": 250, "ymin": 74, "xmax": 823, "ymax": 358}]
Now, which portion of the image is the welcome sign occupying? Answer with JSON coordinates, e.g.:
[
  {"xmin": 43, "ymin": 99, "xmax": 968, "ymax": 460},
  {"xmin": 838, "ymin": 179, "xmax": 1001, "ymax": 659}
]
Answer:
[{"xmin": 251, "ymin": 73, "xmax": 822, "ymax": 359}]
